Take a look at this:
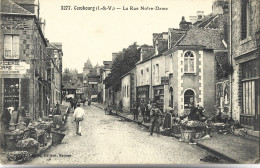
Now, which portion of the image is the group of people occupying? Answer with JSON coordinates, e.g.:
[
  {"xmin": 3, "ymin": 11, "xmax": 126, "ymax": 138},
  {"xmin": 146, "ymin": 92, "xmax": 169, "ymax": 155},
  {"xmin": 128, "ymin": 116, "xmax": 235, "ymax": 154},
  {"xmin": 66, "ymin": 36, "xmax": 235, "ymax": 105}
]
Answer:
[
  {"xmin": 132, "ymin": 100, "xmax": 206, "ymax": 136},
  {"xmin": 1, "ymin": 106, "xmax": 27, "ymax": 130}
]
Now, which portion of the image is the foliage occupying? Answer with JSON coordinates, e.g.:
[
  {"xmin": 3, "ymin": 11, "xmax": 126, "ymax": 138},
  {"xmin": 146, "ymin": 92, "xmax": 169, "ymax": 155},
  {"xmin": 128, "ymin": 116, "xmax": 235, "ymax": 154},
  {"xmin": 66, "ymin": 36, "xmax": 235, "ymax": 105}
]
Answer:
[
  {"xmin": 105, "ymin": 42, "xmax": 141, "ymax": 91},
  {"xmin": 62, "ymin": 68, "xmax": 78, "ymax": 82}
]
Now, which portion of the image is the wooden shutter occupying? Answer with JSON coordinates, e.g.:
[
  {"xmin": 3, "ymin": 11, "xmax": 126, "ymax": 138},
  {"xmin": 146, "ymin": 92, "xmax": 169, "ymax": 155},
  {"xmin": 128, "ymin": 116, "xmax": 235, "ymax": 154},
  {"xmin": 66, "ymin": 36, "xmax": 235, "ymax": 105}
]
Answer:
[
  {"xmin": 20, "ymin": 78, "xmax": 30, "ymax": 115},
  {"xmin": 241, "ymin": 0, "xmax": 247, "ymax": 40}
]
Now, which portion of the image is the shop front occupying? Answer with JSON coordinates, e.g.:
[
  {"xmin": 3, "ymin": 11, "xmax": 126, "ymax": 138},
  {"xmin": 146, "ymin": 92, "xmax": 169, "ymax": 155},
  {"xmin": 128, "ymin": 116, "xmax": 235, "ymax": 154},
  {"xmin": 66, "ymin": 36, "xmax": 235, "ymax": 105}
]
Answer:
[
  {"xmin": 136, "ymin": 85, "xmax": 149, "ymax": 105},
  {"xmin": 153, "ymin": 85, "xmax": 164, "ymax": 112},
  {"xmin": 0, "ymin": 61, "xmax": 30, "ymax": 113}
]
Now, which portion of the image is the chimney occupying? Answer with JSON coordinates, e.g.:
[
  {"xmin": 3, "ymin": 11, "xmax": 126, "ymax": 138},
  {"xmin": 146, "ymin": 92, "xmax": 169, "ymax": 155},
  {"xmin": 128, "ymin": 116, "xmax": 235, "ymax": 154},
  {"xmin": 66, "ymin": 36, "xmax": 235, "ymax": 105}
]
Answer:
[
  {"xmin": 197, "ymin": 11, "xmax": 204, "ymax": 20},
  {"xmin": 179, "ymin": 16, "xmax": 192, "ymax": 30}
]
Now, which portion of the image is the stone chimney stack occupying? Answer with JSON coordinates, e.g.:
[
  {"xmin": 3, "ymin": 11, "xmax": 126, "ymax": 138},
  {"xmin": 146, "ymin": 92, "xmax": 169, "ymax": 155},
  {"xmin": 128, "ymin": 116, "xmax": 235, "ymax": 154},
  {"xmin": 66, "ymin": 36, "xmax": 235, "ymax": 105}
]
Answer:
[{"xmin": 179, "ymin": 16, "xmax": 192, "ymax": 30}]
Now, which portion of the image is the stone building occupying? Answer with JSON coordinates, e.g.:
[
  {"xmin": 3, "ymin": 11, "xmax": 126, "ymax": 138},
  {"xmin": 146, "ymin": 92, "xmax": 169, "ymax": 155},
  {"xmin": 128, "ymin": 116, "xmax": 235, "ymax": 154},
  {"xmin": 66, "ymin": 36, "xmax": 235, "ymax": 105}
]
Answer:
[
  {"xmin": 165, "ymin": 27, "xmax": 226, "ymax": 116},
  {"xmin": 46, "ymin": 42, "xmax": 63, "ymax": 108},
  {"xmin": 120, "ymin": 68, "xmax": 135, "ymax": 112},
  {"xmin": 0, "ymin": 0, "xmax": 48, "ymax": 119},
  {"xmin": 99, "ymin": 61, "xmax": 112, "ymax": 103},
  {"xmin": 230, "ymin": 0, "xmax": 259, "ymax": 130}
]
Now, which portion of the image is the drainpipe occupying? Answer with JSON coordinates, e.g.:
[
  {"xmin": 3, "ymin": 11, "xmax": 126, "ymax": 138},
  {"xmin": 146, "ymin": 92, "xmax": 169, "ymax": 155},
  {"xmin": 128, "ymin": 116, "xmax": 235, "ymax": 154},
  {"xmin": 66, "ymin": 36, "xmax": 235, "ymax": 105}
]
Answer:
[
  {"xmin": 229, "ymin": 0, "xmax": 233, "ymax": 119},
  {"xmin": 150, "ymin": 59, "xmax": 152, "ymax": 101}
]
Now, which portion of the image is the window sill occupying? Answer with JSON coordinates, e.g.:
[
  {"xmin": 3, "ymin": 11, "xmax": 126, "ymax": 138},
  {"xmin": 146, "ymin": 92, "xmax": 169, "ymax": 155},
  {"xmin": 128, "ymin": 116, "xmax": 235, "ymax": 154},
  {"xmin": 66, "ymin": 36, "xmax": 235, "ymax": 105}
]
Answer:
[
  {"xmin": 184, "ymin": 72, "xmax": 196, "ymax": 75},
  {"xmin": 240, "ymin": 36, "xmax": 252, "ymax": 45}
]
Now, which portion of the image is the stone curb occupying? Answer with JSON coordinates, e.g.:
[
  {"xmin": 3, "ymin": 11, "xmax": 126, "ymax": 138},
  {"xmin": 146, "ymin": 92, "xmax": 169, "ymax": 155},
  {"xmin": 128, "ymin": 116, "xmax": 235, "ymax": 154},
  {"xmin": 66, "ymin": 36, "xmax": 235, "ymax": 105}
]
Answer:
[{"xmin": 196, "ymin": 142, "xmax": 238, "ymax": 163}]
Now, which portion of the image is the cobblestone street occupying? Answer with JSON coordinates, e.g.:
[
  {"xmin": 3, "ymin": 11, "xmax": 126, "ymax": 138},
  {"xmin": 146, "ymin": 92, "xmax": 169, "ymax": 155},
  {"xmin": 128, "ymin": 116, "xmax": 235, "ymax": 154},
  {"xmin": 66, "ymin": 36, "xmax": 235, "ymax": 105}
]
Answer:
[{"xmin": 28, "ymin": 104, "xmax": 226, "ymax": 165}]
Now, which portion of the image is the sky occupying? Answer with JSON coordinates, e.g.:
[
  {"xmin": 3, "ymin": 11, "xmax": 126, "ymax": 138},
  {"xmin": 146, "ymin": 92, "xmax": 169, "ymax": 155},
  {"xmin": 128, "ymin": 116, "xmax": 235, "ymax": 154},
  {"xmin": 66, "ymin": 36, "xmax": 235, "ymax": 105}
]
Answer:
[{"xmin": 39, "ymin": 0, "xmax": 213, "ymax": 73}]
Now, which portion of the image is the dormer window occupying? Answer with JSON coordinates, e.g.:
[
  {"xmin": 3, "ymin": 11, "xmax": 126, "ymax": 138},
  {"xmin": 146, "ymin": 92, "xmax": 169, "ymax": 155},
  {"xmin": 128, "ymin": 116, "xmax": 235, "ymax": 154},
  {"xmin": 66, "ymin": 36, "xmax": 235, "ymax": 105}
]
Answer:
[{"xmin": 184, "ymin": 51, "xmax": 196, "ymax": 73}]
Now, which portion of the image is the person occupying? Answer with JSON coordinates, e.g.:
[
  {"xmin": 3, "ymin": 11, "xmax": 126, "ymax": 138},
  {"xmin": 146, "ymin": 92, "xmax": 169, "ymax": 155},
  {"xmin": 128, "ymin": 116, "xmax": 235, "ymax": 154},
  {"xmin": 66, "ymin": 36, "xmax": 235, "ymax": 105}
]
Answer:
[
  {"xmin": 119, "ymin": 101, "xmax": 123, "ymax": 112},
  {"xmin": 73, "ymin": 99, "xmax": 78, "ymax": 110},
  {"xmin": 140, "ymin": 101, "xmax": 146, "ymax": 120},
  {"xmin": 163, "ymin": 107, "xmax": 173, "ymax": 129},
  {"xmin": 17, "ymin": 106, "xmax": 26, "ymax": 124},
  {"xmin": 70, "ymin": 99, "xmax": 74, "ymax": 112},
  {"xmin": 1, "ymin": 108, "xmax": 11, "ymax": 130},
  {"xmin": 1, "ymin": 108, "xmax": 11, "ymax": 148},
  {"xmin": 188, "ymin": 103, "xmax": 206, "ymax": 121},
  {"xmin": 82, "ymin": 95, "xmax": 87, "ymax": 106},
  {"xmin": 53, "ymin": 103, "xmax": 62, "ymax": 129},
  {"xmin": 150, "ymin": 103, "xmax": 163, "ymax": 136},
  {"xmin": 145, "ymin": 101, "xmax": 152, "ymax": 122},
  {"xmin": 53, "ymin": 103, "xmax": 62, "ymax": 115},
  {"xmin": 73, "ymin": 103, "xmax": 85, "ymax": 136},
  {"xmin": 133, "ymin": 101, "xmax": 139, "ymax": 120},
  {"xmin": 88, "ymin": 99, "xmax": 91, "ymax": 106}
]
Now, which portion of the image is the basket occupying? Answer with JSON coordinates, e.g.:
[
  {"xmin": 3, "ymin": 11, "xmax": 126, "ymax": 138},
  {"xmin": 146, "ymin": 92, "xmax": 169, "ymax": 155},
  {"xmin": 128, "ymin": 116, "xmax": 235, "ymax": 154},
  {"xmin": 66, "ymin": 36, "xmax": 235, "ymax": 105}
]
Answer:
[
  {"xmin": 52, "ymin": 132, "xmax": 65, "ymax": 145},
  {"xmin": 20, "ymin": 146, "xmax": 38, "ymax": 155},
  {"xmin": 172, "ymin": 125, "xmax": 181, "ymax": 134},
  {"xmin": 181, "ymin": 130, "xmax": 195, "ymax": 142}
]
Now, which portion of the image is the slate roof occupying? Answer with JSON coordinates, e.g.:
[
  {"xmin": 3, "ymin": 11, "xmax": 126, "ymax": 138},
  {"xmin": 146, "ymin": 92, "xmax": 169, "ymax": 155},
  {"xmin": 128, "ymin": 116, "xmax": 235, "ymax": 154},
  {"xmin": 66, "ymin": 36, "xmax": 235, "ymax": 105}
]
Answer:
[
  {"xmin": 0, "ymin": 0, "xmax": 33, "ymax": 14},
  {"xmin": 177, "ymin": 27, "xmax": 226, "ymax": 50},
  {"xmin": 63, "ymin": 82, "xmax": 77, "ymax": 90}
]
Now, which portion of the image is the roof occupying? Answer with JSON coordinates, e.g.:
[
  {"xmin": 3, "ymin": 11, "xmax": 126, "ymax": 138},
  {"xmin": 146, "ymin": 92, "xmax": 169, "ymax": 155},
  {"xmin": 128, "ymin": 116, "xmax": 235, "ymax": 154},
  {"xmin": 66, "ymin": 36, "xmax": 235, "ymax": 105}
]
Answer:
[
  {"xmin": 120, "ymin": 68, "xmax": 134, "ymax": 79},
  {"xmin": 63, "ymin": 82, "xmax": 77, "ymax": 90},
  {"xmin": 177, "ymin": 27, "xmax": 226, "ymax": 50},
  {"xmin": 1, "ymin": 0, "xmax": 33, "ymax": 15},
  {"xmin": 194, "ymin": 13, "xmax": 228, "ymax": 30}
]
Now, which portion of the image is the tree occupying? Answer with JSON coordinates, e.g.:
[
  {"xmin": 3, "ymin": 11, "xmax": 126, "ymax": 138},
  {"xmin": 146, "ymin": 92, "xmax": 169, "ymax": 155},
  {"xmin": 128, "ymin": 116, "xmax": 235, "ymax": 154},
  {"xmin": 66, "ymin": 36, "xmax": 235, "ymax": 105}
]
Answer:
[{"xmin": 105, "ymin": 42, "xmax": 141, "ymax": 92}]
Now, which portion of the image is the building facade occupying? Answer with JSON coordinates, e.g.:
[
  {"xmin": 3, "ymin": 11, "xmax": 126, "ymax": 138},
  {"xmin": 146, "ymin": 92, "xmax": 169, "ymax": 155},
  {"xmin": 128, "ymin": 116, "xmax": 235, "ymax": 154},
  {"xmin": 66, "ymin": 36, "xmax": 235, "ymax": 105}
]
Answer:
[
  {"xmin": 0, "ymin": 0, "xmax": 49, "ymax": 119},
  {"xmin": 46, "ymin": 42, "xmax": 63, "ymax": 108},
  {"xmin": 230, "ymin": 0, "xmax": 259, "ymax": 130}
]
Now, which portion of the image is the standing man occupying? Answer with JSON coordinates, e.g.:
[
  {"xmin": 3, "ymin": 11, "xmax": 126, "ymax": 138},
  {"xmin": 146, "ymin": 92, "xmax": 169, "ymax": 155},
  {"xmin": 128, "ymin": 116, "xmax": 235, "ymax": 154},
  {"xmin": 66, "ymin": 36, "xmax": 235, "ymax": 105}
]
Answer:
[
  {"xmin": 73, "ymin": 103, "xmax": 85, "ymax": 136},
  {"xmin": 150, "ymin": 103, "xmax": 163, "ymax": 136}
]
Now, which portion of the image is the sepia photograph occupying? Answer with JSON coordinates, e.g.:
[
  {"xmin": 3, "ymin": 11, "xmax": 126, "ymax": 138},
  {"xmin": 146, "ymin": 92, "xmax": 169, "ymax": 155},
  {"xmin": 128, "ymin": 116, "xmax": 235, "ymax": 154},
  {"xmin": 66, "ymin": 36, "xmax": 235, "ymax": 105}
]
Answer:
[{"xmin": 0, "ymin": 0, "xmax": 259, "ymax": 166}]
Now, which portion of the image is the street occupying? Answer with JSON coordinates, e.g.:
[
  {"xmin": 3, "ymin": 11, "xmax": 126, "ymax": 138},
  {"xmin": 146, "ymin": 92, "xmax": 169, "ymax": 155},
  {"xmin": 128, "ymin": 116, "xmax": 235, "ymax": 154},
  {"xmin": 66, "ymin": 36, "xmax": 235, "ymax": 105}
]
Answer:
[{"xmin": 28, "ymin": 103, "xmax": 226, "ymax": 164}]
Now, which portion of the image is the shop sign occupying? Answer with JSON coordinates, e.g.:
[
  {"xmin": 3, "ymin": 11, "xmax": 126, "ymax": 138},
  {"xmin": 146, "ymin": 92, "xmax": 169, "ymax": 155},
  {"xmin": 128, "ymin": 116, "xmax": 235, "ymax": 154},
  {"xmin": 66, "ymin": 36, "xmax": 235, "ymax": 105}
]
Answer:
[
  {"xmin": 137, "ymin": 86, "xmax": 149, "ymax": 92},
  {"xmin": 0, "ymin": 61, "xmax": 30, "ymax": 74},
  {"xmin": 161, "ymin": 76, "xmax": 169, "ymax": 85}
]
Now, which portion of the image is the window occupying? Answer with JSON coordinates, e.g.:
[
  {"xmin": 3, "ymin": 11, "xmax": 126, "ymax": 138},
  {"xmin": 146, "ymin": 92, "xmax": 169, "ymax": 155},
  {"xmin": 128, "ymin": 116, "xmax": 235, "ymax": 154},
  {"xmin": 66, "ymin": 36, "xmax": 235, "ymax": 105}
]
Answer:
[
  {"xmin": 241, "ymin": 0, "xmax": 249, "ymax": 40},
  {"xmin": 241, "ymin": 59, "xmax": 259, "ymax": 116},
  {"xmin": 4, "ymin": 78, "xmax": 19, "ymax": 110},
  {"xmin": 184, "ymin": 89, "xmax": 195, "ymax": 109},
  {"xmin": 184, "ymin": 51, "xmax": 195, "ymax": 73},
  {"xmin": 156, "ymin": 64, "xmax": 159, "ymax": 82},
  {"xmin": 127, "ymin": 86, "xmax": 129, "ymax": 97},
  {"xmin": 4, "ymin": 35, "xmax": 19, "ymax": 59}
]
